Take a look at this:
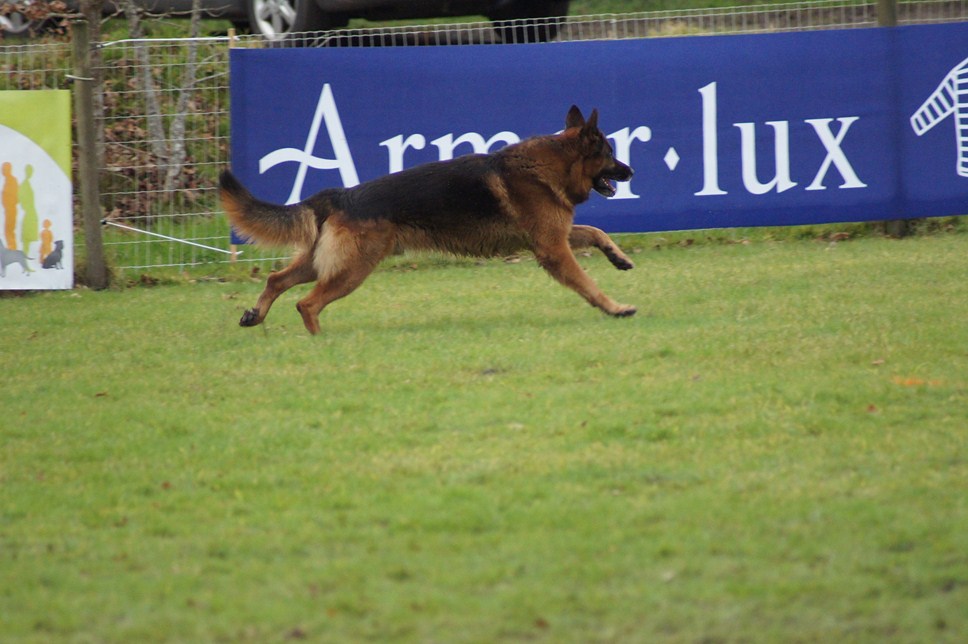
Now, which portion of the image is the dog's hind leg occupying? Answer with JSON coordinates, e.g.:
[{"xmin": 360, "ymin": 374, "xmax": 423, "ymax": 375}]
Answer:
[
  {"xmin": 569, "ymin": 225, "xmax": 634, "ymax": 271},
  {"xmin": 295, "ymin": 260, "xmax": 383, "ymax": 335},
  {"xmin": 534, "ymin": 237, "xmax": 636, "ymax": 318},
  {"xmin": 295, "ymin": 223, "xmax": 393, "ymax": 335},
  {"xmin": 240, "ymin": 251, "xmax": 316, "ymax": 327}
]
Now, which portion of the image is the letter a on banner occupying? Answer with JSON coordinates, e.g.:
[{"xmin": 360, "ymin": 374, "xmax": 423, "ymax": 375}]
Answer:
[
  {"xmin": 258, "ymin": 83, "xmax": 360, "ymax": 204},
  {"xmin": 0, "ymin": 90, "xmax": 73, "ymax": 291}
]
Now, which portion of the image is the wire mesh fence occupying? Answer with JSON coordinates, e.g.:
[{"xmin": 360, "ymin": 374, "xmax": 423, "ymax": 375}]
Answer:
[
  {"xmin": 93, "ymin": 33, "xmax": 235, "ymax": 271},
  {"xmin": 1, "ymin": 0, "xmax": 966, "ymax": 273}
]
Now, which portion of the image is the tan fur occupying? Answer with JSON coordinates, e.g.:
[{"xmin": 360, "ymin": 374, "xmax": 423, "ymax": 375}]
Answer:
[{"xmin": 220, "ymin": 188, "xmax": 317, "ymax": 249}]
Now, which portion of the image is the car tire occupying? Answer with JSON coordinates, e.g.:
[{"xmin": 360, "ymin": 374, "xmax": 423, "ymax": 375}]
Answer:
[
  {"xmin": 489, "ymin": 0, "xmax": 570, "ymax": 43},
  {"xmin": 246, "ymin": 0, "xmax": 332, "ymax": 41}
]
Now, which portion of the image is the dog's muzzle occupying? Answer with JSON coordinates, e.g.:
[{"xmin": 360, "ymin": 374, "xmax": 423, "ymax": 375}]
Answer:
[{"xmin": 594, "ymin": 161, "xmax": 634, "ymax": 197}]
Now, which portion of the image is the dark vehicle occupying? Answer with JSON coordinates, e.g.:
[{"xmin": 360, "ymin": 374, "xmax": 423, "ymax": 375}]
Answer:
[
  {"xmin": 1, "ymin": 0, "xmax": 48, "ymax": 35},
  {"xmin": 1, "ymin": 0, "xmax": 570, "ymax": 41}
]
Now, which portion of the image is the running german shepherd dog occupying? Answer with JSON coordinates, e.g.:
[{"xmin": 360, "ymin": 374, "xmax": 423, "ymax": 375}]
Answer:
[{"xmin": 220, "ymin": 106, "xmax": 636, "ymax": 335}]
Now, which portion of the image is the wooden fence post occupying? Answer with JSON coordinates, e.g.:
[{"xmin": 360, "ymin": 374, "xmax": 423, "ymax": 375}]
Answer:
[
  {"xmin": 72, "ymin": 19, "xmax": 109, "ymax": 289},
  {"xmin": 878, "ymin": 0, "xmax": 910, "ymax": 238},
  {"xmin": 877, "ymin": 0, "xmax": 897, "ymax": 27}
]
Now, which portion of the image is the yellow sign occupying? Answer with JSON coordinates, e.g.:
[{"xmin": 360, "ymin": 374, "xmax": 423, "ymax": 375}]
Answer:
[{"xmin": 0, "ymin": 90, "xmax": 72, "ymax": 290}]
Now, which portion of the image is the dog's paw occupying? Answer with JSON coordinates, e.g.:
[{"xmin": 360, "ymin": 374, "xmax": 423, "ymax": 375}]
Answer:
[
  {"xmin": 239, "ymin": 308, "xmax": 261, "ymax": 327},
  {"xmin": 606, "ymin": 250, "xmax": 635, "ymax": 270},
  {"xmin": 610, "ymin": 304, "xmax": 637, "ymax": 318}
]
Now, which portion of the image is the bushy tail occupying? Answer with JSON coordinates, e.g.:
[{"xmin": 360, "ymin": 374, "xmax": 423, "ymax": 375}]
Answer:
[{"xmin": 219, "ymin": 170, "xmax": 318, "ymax": 247}]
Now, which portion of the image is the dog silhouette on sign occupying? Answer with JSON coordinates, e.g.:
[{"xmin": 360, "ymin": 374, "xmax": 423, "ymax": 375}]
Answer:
[
  {"xmin": 42, "ymin": 240, "xmax": 64, "ymax": 270},
  {"xmin": 0, "ymin": 241, "xmax": 32, "ymax": 277}
]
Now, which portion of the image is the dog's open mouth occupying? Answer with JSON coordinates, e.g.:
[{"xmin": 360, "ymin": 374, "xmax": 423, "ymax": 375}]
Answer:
[
  {"xmin": 594, "ymin": 175, "xmax": 618, "ymax": 197},
  {"xmin": 593, "ymin": 164, "xmax": 634, "ymax": 197}
]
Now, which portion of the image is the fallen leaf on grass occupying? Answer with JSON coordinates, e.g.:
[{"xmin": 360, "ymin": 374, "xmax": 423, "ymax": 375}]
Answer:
[{"xmin": 892, "ymin": 376, "xmax": 943, "ymax": 387}]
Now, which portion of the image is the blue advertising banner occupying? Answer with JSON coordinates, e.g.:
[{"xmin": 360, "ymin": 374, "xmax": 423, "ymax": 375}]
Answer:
[{"xmin": 229, "ymin": 22, "xmax": 968, "ymax": 235}]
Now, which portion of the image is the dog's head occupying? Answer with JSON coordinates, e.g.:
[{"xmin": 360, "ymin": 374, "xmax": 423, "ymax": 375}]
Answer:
[{"xmin": 564, "ymin": 105, "xmax": 634, "ymax": 198}]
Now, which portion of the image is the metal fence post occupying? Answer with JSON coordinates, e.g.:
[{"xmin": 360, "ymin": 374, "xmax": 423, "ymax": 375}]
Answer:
[
  {"xmin": 71, "ymin": 20, "xmax": 109, "ymax": 289},
  {"xmin": 228, "ymin": 27, "xmax": 239, "ymax": 263}
]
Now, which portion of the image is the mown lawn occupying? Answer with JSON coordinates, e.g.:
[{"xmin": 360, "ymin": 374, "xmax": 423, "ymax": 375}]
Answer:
[{"xmin": 1, "ymin": 232, "xmax": 966, "ymax": 642}]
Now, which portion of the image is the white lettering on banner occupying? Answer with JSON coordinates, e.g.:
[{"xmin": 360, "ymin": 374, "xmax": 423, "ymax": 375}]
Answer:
[
  {"xmin": 696, "ymin": 82, "xmax": 727, "ymax": 196},
  {"xmin": 260, "ymin": 83, "xmax": 868, "ymax": 203},
  {"xmin": 804, "ymin": 118, "xmax": 868, "ymax": 190},
  {"xmin": 259, "ymin": 83, "xmax": 360, "ymax": 204},
  {"xmin": 431, "ymin": 132, "xmax": 521, "ymax": 160},
  {"xmin": 380, "ymin": 134, "xmax": 427, "ymax": 173},
  {"xmin": 609, "ymin": 126, "xmax": 652, "ymax": 199},
  {"xmin": 735, "ymin": 121, "xmax": 797, "ymax": 194},
  {"xmin": 694, "ymin": 82, "xmax": 865, "ymax": 197}
]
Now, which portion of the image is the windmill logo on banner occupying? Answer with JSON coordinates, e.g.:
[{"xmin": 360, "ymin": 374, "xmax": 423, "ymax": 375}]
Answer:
[{"xmin": 910, "ymin": 56, "xmax": 968, "ymax": 178}]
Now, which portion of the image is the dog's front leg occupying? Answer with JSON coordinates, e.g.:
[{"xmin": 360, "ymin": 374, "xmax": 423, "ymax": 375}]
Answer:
[
  {"xmin": 534, "ymin": 239, "xmax": 636, "ymax": 317},
  {"xmin": 240, "ymin": 251, "xmax": 317, "ymax": 327},
  {"xmin": 569, "ymin": 225, "xmax": 635, "ymax": 271}
]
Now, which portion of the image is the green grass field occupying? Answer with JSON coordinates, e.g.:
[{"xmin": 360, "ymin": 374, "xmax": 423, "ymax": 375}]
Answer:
[{"xmin": 2, "ymin": 231, "xmax": 967, "ymax": 642}]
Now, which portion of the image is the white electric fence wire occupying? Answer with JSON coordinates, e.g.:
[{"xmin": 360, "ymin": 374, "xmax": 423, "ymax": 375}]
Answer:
[{"xmin": 102, "ymin": 219, "xmax": 241, "ymax": 255}]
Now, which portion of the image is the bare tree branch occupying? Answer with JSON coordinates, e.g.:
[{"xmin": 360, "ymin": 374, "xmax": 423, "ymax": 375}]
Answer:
[
  {"xmin": 119, "ymin": 0, "xmax": 203, "ymax": 199},
  {"xmin": 122, "ymin": 0, "xmax": 167, "ymax": 162},
  {"xmin": 163, "ymin": 0, "xmax": 202, "ymax": 194}
]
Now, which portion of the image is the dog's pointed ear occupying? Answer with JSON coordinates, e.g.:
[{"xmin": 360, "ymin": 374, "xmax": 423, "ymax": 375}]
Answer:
[
  {"xmin": 565, "ymin": 105, "xmax": 585, "ymax": 129},
  {"xmin": 585, "ymin": 109, "xmax": 599, "ymax": 131}
]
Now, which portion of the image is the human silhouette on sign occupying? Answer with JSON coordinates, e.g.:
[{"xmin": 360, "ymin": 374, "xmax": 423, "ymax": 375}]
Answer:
[
  {"xmin": 40, "ymin": 218, "xmax": 54, "ymax": 263},
  {"xmin": 2, "ymin": 161, "xmax": 18, "ymax": 250},
  {"xmin": 910, "ymin": 56, "xmax": 968, "ymax": 178},
  {"xmin": 19, "ymin": 165, "xmax": 39, "ymax": 259}
]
